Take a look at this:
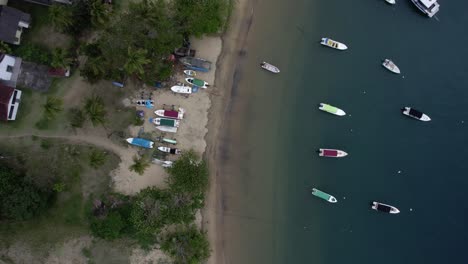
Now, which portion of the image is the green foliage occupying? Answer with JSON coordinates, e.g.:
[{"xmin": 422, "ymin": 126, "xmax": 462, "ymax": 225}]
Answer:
[
  {"xmin": 84, "ymin": 95, "xmax": 106, "ymax": 126},
  {"xmin": 40, "ymin": 139, "xmax": 53, "ymax": 149},
  {"xmin": 69, "ymin": 108, "xmax": 86, "ymax": 128},
  {"xmin": 51, "ymin": 48, "xmax": 73, "ymax": 69},
  {"xmin": 53, "ymin": 182, "xmax": 66, "ymax": 193},
  {"xmin": 173, "ymin": 0, "xmax": 227, "ymax": 37},
  {"xmin": 90, "ymin": 211, "xmax": 125, "ymax": 240},
  {"xmin": 123, "ymin": 47, "xmax": 151, "ymax": 77},
  {"xmin": 161, "ymin": 225, "xmax": 210, "ymax": 264},
  {"xmin": 43, "ymin": 96, "xmax": 64, "ymax": 120},
  {"xmin": 48, "ymin": 4, "xmax": 73, "ymax": 32},
  {"xmin": 88, "ymin": 0, "xmax": 111, "ymax": 27},
  {"xmin": 129, "ymin": 156, "xmax": 150, "ymax": 175},
  {"xmin": 14, "ymin": 43, "xmax": 52, "ymax": 65},
  {"xmin": 80, "ymin": 57, "xmax": 106, "ymax": 83},
  {"xmin": 0, "ymin": 41, "xmax": 12, "ymax": 54},
  {"xmin": 167, "ymin": 151, "xmax": 209, "ymax": 195},
  {"xmin": 89, "ymin": 150, "xmax": 107, "ymax": 169},
  {"xmin": 133, "ymin": 116, "xmax": 144, "ymax": 126}
]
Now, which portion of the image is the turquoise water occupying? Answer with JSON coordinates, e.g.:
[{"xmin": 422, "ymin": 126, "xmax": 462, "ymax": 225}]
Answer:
[{"xmin": 220, "ymin": 0, "xmax": 468, "ymax": 263}]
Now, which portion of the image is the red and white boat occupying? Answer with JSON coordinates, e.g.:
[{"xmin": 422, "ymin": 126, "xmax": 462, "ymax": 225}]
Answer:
[
  {"xmin": 318, "ymin": 148, "xmax": 348, "ymax": 158},
  {"xmin": 154, "ymin": 108, "xmax": 185, "ymax": 119}
]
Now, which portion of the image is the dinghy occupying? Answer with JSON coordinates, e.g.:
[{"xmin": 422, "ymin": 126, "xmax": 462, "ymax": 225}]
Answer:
[
  {"xmin": 319, "ymin": 103, "xmax": 346, "ymax": 116},
  {"xmin": 157, "ymin": 146, "xmax": 182, "ymax": 155},
  {"xmin": 183, "ymin": 70, "xmax": 196, "ymax": 77},
  {"xmin": 372, "ymin": 202, "xmax": 400, "ymax": 214},
  {"xmin": 126, "ymin": 138, "xmax": 154, "ymax": 149},
  {"xmin": 155, "ymin": 108, "xmax": 185, "ymax": 119},
  {"xmin": 320, "ymin": 38, "xmax": 348, "ymax": 50},
  {"xmin": 156, "ymin": 126, "xmax": 178, "ymax": 133},
  {"xmin": 382, "ymin": 59, "xmax": 401, "ymax": 74},
  {"xmin": 401, "ymin": 107, "xmax": 431, "ymax": 121},
  {"xmin": 185, "ymin": 78, "xmax": 209, "ymax": 88},
  {"xmin": 162, "ymin": 138, "xmax": 177, "ymax": 145},
  {"xmin": 318, "ymin": 148, "xmax": 348, "ymax": 158},
  {"xmin": 312, "ymin": 188, "xmax": 338, "ymax": 203},
  {"xmin": 260, "ymin": 62, "xmax": 280, "ymax": 73},
  {"xmin": 152, "ymin": 158, "xmax": 173, "ymax": 168},
  {"xmin": 171, "ymin": 85, "xmax": 192, "ymax": 94},
  {"xmin": 151, "ymin": 118, "xmax": 180, "ymax": 127},
  {"xmin": 385, "ymin": 0, "xmax": 396, "ymax": 5}
]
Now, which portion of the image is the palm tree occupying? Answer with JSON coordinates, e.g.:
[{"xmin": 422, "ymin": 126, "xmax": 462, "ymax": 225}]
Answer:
[
  {"xmin": 123, "ymin": 47, "xmax": 151, "ymax": 77},
  {"xmin": 51, "ymin": 48, "xmax": 73, "ymax": 69},
  {"xmin": 129, "ymin": 156, "xmax": 150, "ymax": 175},
  {"xmin": 89, "ymin": 0, "xmax": 110, "ymax": 27},
  {"xmin": 89, "ymin": 150, "xmax": 107, "ymax": 168},
  {"xmin": 43, "ymin": 96, "xmax": 63, "ymax": 120},
  {"xmin": 48, "ymin": 4, "xmax": 73, "ymax": 32},
  {"xmin": 84, "ymin": 95, "xmax": 106, "ymax": 126}
]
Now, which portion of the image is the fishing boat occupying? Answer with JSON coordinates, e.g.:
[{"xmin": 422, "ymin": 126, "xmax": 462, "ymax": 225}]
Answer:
[
  {"xmin": 411, "ymin": 0, "xmax": 439, "ymax": 18},
  {"xmin": 260, "ymin": 62, "xmax": 280, "ymax": 73},
  {"xmin": 318, "ymin": 148, "xmax": 348, "ymax": 158},
  {"xmin": 319, "ymin": 103, "xmax": 346, "ymax": 116},
  {"xmin": 163, "ymin": 138, "xmax": 177, "ymax": 145},
  {"xmin": 382, "ymin": 59, "xmax": 401, "ymax": 74},
  {"xmin": 126, "ymin": 138, "xmax": 154, "ymax": 149},
  {"xmin": 157, "ymin": 146, "xmax": 182, "ymax": 155},
  {"xmin": 183, "ymin": 70, "xmax": 196, "ymax": 77},
  {"xmin": 185, "ymin": 78, "xmax": 209, "ymax": 88},
  {"xmin": 171, "ymin": 85, "xmax": 192, "ymax": 94},
  {"xmin": 385, "ymin": 0, "xmax": 396, "ymax": 5},
  {"xmin": 320, "ymin": 38, "xmax": 348, "ymax": 50},
  {"xmin": 179, "ymin": 57, "xmax": 212, "ymax": 72},
  {"xmin": 151, "ymin": 118, "xmax": 180, "ymax": 127},
  {"xmin": 156, "ymin": 126, "xmax": 178, "ymax": 133},
  {"xmin": 401, "ymin": 107, "xmax": 431, "ymax": 121},
  {"xmin": 312, "ymin": 188, "xmax": 338, "ymax": 203},
  {"xmin": 152, "ymin": 158, "xmax": 173, "ymax": 168},
  {"xmin": 371, "ymin": 202, "xmax": 400, "ymax": 214},
  {"xmin": 155, "ymin": 108, "xmax": 185, "ymax": 120}
]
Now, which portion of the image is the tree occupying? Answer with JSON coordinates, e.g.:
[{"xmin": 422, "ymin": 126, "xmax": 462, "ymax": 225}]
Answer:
[
  {"xmin": 129, "ymin": 155, "xmax": 150, "ymax": 175},
  {"xmin": 84, "ymin": 95, "xmax": 106, "ymax": 126},
  {"xmin": 0, "ymin": 41, "xmax": 12, "ymax": 54},
  {"xmin": 161, "ymin": 225, "xmax": 210, "ymax": 264},
  {"xmin": 167, "ymin": 151, "xmax": 209, "ymax": 195},
  {"xmin": 88, "ymin": 0, "xmax": 111, "ymax": 27},
  {"xmin": 81, "ymin": 56, "xmax": 106, "ymax": 83},
  {"xmin": 43, "ymin": 96, "xmax": 64, "ymax": 120},
  {"xmin": 48, "ymin": 4, "xmax": 73, "ymax": 32},
  {"xmin": 130, "ymin": 187, "xmax": 169, "ymax": 235},
  {"xmin": 89, "ymin": 150, "xmax": 107, "ymax": 168},
  {"xmin": 69, "ymin": 108, "xmax": 86, "ymax": 128},
  {"xmin": 123, "ymin": 47, "xmax": 151, "ymax": 77},
  {"xmin": 173, "ymin": 0, "xmax": 227, "ymax": 37},
  {"xmin": 51, "ymin": 48, "xmax": 73, "ymax": 69},
  {"xmin": 90, "ymin": 211, "xmax": 125, "ymax": 240}
]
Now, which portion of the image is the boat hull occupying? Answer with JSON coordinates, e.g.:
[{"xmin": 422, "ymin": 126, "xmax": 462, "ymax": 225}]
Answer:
[
  {"xmin": 402, "ymin": 107, "xmax": 431, "ymax": 121},
  {"xmin": 385, "ymin": 0, "xmax": 396, "ymax": 4},
  {"xmin": 319, "ymin": 103, "xmax": 346, "ymax": 116},
  {"xmin": 320, "ymin": 38, "xmax": 348, "ymax": 50},
  {"xmin": 162, "ymin": 138, "xmax": 177, "ymax": 144},
  {"xmin": 171, "ymin": 85, "xmax": 192, "ymax": 94},
  {"xmin": 154, "ymin": 108, "xmax": 185, "ymax": 119},
  {"xmin": 319, "ymin": 148, "xmax": 348, "ymax": 158},
  {"xmin": 185, "ymin": 78, "xmax": 209, "ymax": 88},
  {"xmin": 410, "ymin": 0, "xmax": 439, "ymax": 18},
  {"xmin": 156, "ymin": 126, "xmax": 178, "ymax": 133},
  {"xmin": 126, "ymin": 138, "xmax": 154, "ymax": 149},
  {"xmin": 183, "ymin": 70, "xmax": 196, "ymax": 77},
  {"xmin": 312, "ymin": 188, "xmax": 337, "ymax": 203},
  {"xmin": 372, "ymin": 202, "xmax": 400, "ymax": 214},
  {"xmin": 260, "ymin": 62, "xmax": 280, "ymax": 73},
  {"xmin": 157, "ymin": 146, "xmax": 181, "ymax": 155}
]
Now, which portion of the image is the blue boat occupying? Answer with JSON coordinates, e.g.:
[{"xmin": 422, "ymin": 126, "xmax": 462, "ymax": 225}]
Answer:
[
  {"xmin": 126, "ymin": 138, "xmax": 154, "ymax": 149},
  {"xmin": 179, "ymin": 57, "xmax": 212, "ymax": 72}
]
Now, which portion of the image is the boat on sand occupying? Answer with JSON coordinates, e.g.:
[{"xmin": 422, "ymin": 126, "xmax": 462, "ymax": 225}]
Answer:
[
  {"xmin": 185, "ymin": 77, "xmax": 209, "ymax": 88},
  {"xmin": 312, "ymin": 188, "xmax": 338, "ymax": 203},
  {"xmin": 156, "ymin": 126, "xmax": 177, "ymax": 133},
  {"xmin": 382, "ymin": 59, "xmax": 401, "ymax": 74},
  {"xmin": 320, "ymin": 37, "xmax": 348, "ymax": 50},
  {"xmin": 151, "ymin": 118, "xmax": 180, "ymax": 127},
  {"xmin": 260, "ymin": 62, "xmax": 280, "ymax": 73},
  {"xmin": 126, "ymin": 138, "xmax": 154, "ymax": 149},
  {"xmin": 371, "ymin": 202, "xmax": 400, "ymax": 214},
  {"xmin": 157, "ymin": 146, "xmax": 182, "ymax": 155},
  {"xmin": 154, "ymin": 108, "xmax": 185, "ymax": 119},
  {"xmin": 319, "ymin": 103, "xmax": 346, "ymax": 116},
  {"xmin": 318, "ymin": 148, "xmax": 348, "ymax": 158},
  {"xmin": 183, "ymin": 70, "xmax": 196, "ymax": 77},
  {"xmin": 171, "ymin": 85, "xmax": 192, "ymax": 94}
]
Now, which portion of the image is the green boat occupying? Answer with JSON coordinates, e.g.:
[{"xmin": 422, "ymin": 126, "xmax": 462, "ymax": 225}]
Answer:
[
  {"xmin": 319, "ymin": 103, "xmax": 346, "ymax": 116},
  {"xmin": 152, "ymin": 118, "xmax": 180, "ymax": 127},
  {"xmin": 163, "ymin": 138, "xmax": 177, "ymax": 145},
  {"xmin": 312, "ymin": 188, "xmax": 337, "ymax": 203},
  {"xmin": 185, "ymin": 77, "xmax": 209, "ymax": 88}
]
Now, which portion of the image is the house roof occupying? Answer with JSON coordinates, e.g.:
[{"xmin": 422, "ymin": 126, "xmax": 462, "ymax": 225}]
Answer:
[
  {"xmin": 0, "ymin": 83, "xmax": 14, "ymax": 121},
  {"xmin": 0, "ymin": 6, "xmax": 31, "ymax": 44}
]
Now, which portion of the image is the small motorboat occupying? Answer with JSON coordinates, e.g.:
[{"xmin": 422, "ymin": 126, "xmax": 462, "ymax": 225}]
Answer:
[
  {"xmin": 154, "ymin": 108, "xmax": 185, "ymax": 119},
  {"xmin": 162, "ymin": 138, "xmax": 177, "ymax": 145},
  {"xmin": 157, "ymin": 146, "xmax": 182, "ymax": 155},
  {"xmin": 151, "ymin": 118, "xmax": 180, "ymax": 127},
  {"xmin": 171, "ymin": 85, "xmax": 192, "ymax": 94},
  {"xmin": 152, "ymin": 158, "xmax": 173, "ymax": 168},
  {"xmin": 385, "ymin": 0, "xmax": 396, "ymax": 5},
  {"xmin": 156, "ymin": 126, "xmax": 178, "ymax": 133},
  {"xmin": 401, "ymin": 107, "xmax": 431, "ymax": 121},
  {"xmin": 318, "ymin": 148, "xmax": 348, "ymax": 158},
  {"xmin": 312, "ymin": 188, "xmax": 338, "ymax": 203},
  {"xmin": 183, "ymin": 70, "xmax": 196, "ymax": 77},
  {"xmin": 319, "ymin": 103, "xmax": 346, "ymax": 116},
  {"xmin": 320, "ymin": 38, "xmax": 348, "ymax": 50},
  {"xmin": 382, "ymin": 59, "xmax": 401, "ymax": 74},
  {"xmin": 126, "ymin": 138, "xmax": 154, "ymax": 149},
  {"xmin": 260, "ymin": 62, "xmax": 280, "ymax": 73},
  {"xmin": 185, "ymin": 77, "xmax": 209, "ymax": 88},
  {"xmin": 371, "ymin": 202, "xmax": 400, "ymax": 214}
]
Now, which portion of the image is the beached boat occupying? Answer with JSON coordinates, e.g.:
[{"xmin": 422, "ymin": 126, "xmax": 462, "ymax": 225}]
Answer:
[
  {"xmin": 382, "ymin": 59, "xmax": 401, "ymax": 74},
  {"xmin": 152, "ymin": 158, "xmax": 173, "ymax": 168},
  {"xmin": 171, "ymin": 85, "xmax": 192, "ymax": 94},
  {"xmin": 157, "ymin": 146, "xmax": 182, "ymax": 155},
  {"xmin": 126, "ymin": 138, "xmax": 154, "ymax": 149},
  {"xmin": 312, "ymin": 188, "xmax": 338, "ymax": 203},
  {"xmin": 401, "ymin": 107, "xmax": 431, "ymax": 121},
  {"xmin": 411, "ymin": 0, "xmax": 439, "ymax": 18},
  {"xmin": 183, "ymin": 70, "xmax": 196, "ymax": 77},
  {"xmin": 320, "ymin": 38, "xmax": 348, "ymax": 50},
  {"xmin": 319, "ymin": 103, "xmax": 346, "ymax": 116},
  {"xmin": 372, "ymin": 202, "xmax": 400, "ymax": 214},
  {"xmin": 155, "ymin": 108, "xmax": 185, "ymax": 120},
  {"xmin": 185, "ymin": 78, "xmax": 209, "ymax": 88},
  {"xmin": 156, "ymin": 126, "xmax": 178, "ymax": 133},
  {"xmin": 385, "ymin": 0, "xmax": 396, "ymax": 5},
  {"xmin": 162, "ymin": 138, "xmax": 177, "ymax": 145},
  {"xmin": 152, "ymin": 118, "xmax": 180, "ymax": 127},
  {"xmin": 260, "ymin": 62, "xmax": 280, "ymax": 73},
  {"xmin": 318, "ymin": 148, "xmax": 348, "ymax": 158},
  {"xmin": 179, "ymin": 57, "xmax": 212, "ymax": 72}
]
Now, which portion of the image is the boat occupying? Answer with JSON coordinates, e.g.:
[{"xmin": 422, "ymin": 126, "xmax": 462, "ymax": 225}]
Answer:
[
  {"xmin": 260, "ymin": 62, "xmax": 280, "ymax": 73},
  {"xmin": 183, "ymin": 70, "xmax": 196, "ymax": 77},
  {"xmin": 318, "ymin": 148, "xmax": 348, "ymax": 158},
  {"xmin": 156, "ymin": 126, "xmax": 178, "ymax": 133},
  {"xmin": 385, "ymin": 0, "xmax": 396, "ymax": 5},
  {"xmin": 401, "ymin": 107, "xmax": 431, "ymax": 121},
  {"xmin": 151, "ymin": 118, "xmax": 180, "ymax": 127},
  {"xmin": 179, "ymin": 57, "xmax": 212, "ymax": 72},
  {"xmin": 152, "ymin": 158, "xmax": 173, "ymax": 168},
  {"xmin": 411, "ymin": 0, "xmax": 439, "ymax": 18},
  {"xmin": 171, "ymin": 85, "xmax": 192, "ymax": 94},
  {"xmin": 155, "ymin": 108, "xmax": 185, "ymax": 119},
  {"xmin": 185, "ymin": 78, "xmax": 209, "ymax": 88},
  {"xmin": 126, "ymin": 138, "xmax": 154, "ymax": 149},
  {"xmin": 163, "ymin": 138, "xmax": 177, "ymax": 145},
  {"xmin": 371, "ymin": 202, "xmax": 400, "ymax": 214},
  {"xmin": 320, "ymin": 38, "xmax": 348, "ymax": 50},
  {"xmin": 319, "ymin": 103, "xmax": 346, "ymax": 116},
  {"xmin": 311, "ymin": 188, "xmax": 338, "ymax": 203},
  {"xmin": 157, "ymin": 146, "xmax": 182, "ymax": 155},
  {"xmin": 382, "ymin": 59, "xmax": 401, "ymax": 74}
]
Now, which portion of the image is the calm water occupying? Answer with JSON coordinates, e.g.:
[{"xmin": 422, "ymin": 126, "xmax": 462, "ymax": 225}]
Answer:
[{"xmin": 220, "ymin": 0, "xmax": 468, "ymax": 263}]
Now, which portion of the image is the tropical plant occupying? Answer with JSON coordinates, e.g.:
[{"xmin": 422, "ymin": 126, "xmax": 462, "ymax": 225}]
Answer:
[
  {"xmin": 69, "ymin": 108, "xmax": 86, "ymax": 128},
  {"xmin": 89, "ymin": 150, "xmax": 107, "ymax": 168},
  {"xmin": 0, "ymin": 41, "xmax": 12, "ymax": 54},
  {"xmin": 51, "ymin": 48, "xmax": 73, "ymax": 68},
  {"xmin": 43, "ymin": 96, "xmax": 64, "ymax": 120},
  {"xmin": 88, "ymin": 0, "xmax": 111, "ymax": 27},
  {"xmin": 90, "ymin": 211, "xmax": 125, "ymax": 240},
  {"xmin": 48, "ymin": 4, "xmax": 73, "ymax": 31},
  {"xmin": 173, "ymin": 0, "xmax": 227, "ymax": 37},
  {"xmin": 129, "ymin": 155, "xmax": 150, "ymax": 175},
  {"xmin": 123, "ymin": 47, "xmax": 151, "ymax": 77},
  {"xmin": 167, "ymin": 150, "xmax": 209, "ymax": 195},
  {"xmin": 14, "ymin": 44, "xmax": 51, "ymax": 65},
  {"xmin": 84, "ymin": 95, "xmax": 106, "ymax": 126},
  {"xmin": 161, "ymin": 225, "xmax": 210, "ymax": 264},
  {"xmin": 81, "ymin": 56, "xmax": 107, "ymax": 83}
]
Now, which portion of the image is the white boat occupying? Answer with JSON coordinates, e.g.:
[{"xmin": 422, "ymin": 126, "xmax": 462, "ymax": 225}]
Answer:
[
  {"xmin": 183, "ymin": 70, "xmax": 196, "ymax": 77},
  {"xmin": 185, "ymin": 77, "xmax": 209, "ymax": 88},
  {"xmin": 152, "ymin": 158, "xmax": 173, "ymax": 168},
  {"xmin": 385, "ymin": 0, "xmax": 396, "ymax": 5},
  {"xmin": 156, "ymin": 126, "xmax": 178, "ymax": 133},
  {"xmin": 382, "ymin": 59, "xmax": 401, "ymax": 74},
  {"xmin": 154, "ymin": 108, "xmax": 185, "ymax": 119},
  {"xmin": 372, "ymin": 202, "xmax": 400, "ymax": 214},
  {"xmin": 401, "ymin": 107, "xmax": 431, "ymax": 121},
  {"xmin": 319, "ymin": 103, "xmax": 346, "ymax": 116},
  {"xmin": 171, "ymin": 85, "xmax": 192, "ymax": 94},
  {"xmin": 260, "ymin": 62, "xmax": 280, "ymax": 73},
  {"xmin": 320, "ymin": 38, "xmax": 348, "ymax": 50},
  {"xmin": 318, "ymin": 148, "xmax": 348, "ymax": 158},
  {"xmin": 411, "ymin": 0, "xmax": 439, "ymax": 18},
  {"xmin": 157, "ymin": 146, "xmax": 182, "ymax": 155},
  {"xmin": 152, "ymin": 118, "xmax": 180, "ymax": 127},
  {"xmin": 126, "ymin": 138, "xmax": 154, "ymax": 149}
]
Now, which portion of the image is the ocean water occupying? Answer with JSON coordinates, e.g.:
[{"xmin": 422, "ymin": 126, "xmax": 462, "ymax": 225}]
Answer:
[{"xmin": 220, "ymin": 0, "xmax": 468, "ymax": 263}]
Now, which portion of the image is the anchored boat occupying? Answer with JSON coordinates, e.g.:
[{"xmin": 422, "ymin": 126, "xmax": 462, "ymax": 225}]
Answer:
[
  {"xmin": 185, "ymin": 77, "xmax": 209, "ymax": 88},
  {"xmin": 260, "ymin": 62, "xmax": 280, "ymax": 73},
  {"xmin": 126, "ymin": 138, "xmax": 154, "ymax": 149},
  {"xmin": 372, "ymin": 202, "xmax": 400, "ymax": 214},
  {"xmin": 156, "ymin": 126, "xmax": 178, "ymax": 133},
  {"xmin": 385, "ymin": 0, "xmax": 396, "ymax": 5},
  {"xmin": 155, "ymin": 108, "xmax": 185, "ymax": 119},
  {"xmin": 382, "ymin": 59, "xmax": 401, "ymax": 74},
  {"xmin": 401, "ymin": 107, "xmax": 431, "ymax": 121},
  {"xmin": 312, "ymin": 188, "xmax": 338, "ymax": 203},
  {"xmin": 320, "ymin": 38, "xmax": 348, "ymax": 50},
  {"xmin": 151, "ymin": 118, "xmax": 180, "ymax": 127},
  {"xmin": 318, "ymin": 148, "xmax": 348, "ymax": 158},
  {"xmin": 319, "ymin": 103, "xmax": 346, "ymax": 116},
  {"xmin": 171, "ymin": 85, "xmax": 192, "ymax": 94},
  {"xmin": 157, "ymin": 146, "xmax": 182, "ymax": 155},
  {"xmin": 183, "ymin": 70, "xmax": 196, "ymax": 77},
  {"xmin": 411, "ymin": 0, "xmax": 439, "ymax": 18}
]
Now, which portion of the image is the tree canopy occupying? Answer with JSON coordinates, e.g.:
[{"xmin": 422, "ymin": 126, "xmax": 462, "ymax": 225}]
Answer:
[
  {"xmin": 161, "ymin": 225, "xmax": 210, "ymax": 264},
  {"xmin": 167, "ymin": 151, "xmax": 209, "ymax": 196}
]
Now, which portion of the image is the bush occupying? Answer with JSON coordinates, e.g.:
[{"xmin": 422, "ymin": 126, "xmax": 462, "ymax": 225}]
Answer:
[
  {"xmin": 90, "ymin": 211, "xmax": 125, "ymax": 240},
  {"xmin": 69, "ymin": 108, "xmax": 86, "ymax": 128},
  {"xmin": 161, "ymin": 225, "xmax": 210, "ymax": 264},
  {"xmin": 167, "ymin": 151, "xmax": 209, "ymax": 195},
  {"xmin": 14, "ymin": 43, "xmax": 52, "ymax": 65},
  {"xmin": 89, "ymin": 150, "xmax": 107, "ymax": 169}
]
